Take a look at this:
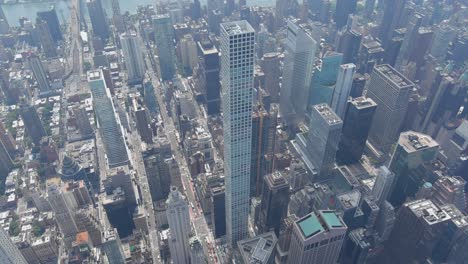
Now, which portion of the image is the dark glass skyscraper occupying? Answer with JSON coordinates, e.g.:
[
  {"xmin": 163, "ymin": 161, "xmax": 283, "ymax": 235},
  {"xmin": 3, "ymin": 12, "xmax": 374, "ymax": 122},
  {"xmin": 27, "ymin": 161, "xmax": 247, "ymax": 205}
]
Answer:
[
  {"xmin": 37, "ymin": 6, "xmax": 62, "ymax": 43},
  {"xmin": 198, "ymin": 40, "xmax": 220, "ymax": 115},
  {"xmin": 334, "ymin": 0, "xmax": 357, "ymax": 29},
  {"xmin": 87, "ymin": 0, "xmax": 110, "ymax": 40},
  {"xmin": 337, "ymin": 97, "xmax": 377, "ymax": 164}
]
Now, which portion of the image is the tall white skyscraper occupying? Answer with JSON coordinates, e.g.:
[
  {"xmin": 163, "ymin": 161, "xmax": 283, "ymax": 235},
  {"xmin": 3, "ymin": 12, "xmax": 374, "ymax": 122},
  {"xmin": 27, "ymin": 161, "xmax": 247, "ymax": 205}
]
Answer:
[
  {"xmin": 0, "ymin": 228, "xmax": 28, "ymax": 264},
  {"xmin": 331, "ymin": 63, "xmax": 355, "ymax": 119},
  {"xmin": 220, "ymin": 20, "xmax": 255, "ymax": 246},
  {"xmin": 372, "ymin": 166, "xmax": 395, "ymax": 206},
  {"xmin": 120, "ymin": 32, "xmax": 146, "ymax": 84},
  {"xmin": 280, "ymin": 18, "xmax": 317, "ymax": 126},
  {"xmin": 166, "ymin": 187, "xmax": 191, "ymax": 264}
]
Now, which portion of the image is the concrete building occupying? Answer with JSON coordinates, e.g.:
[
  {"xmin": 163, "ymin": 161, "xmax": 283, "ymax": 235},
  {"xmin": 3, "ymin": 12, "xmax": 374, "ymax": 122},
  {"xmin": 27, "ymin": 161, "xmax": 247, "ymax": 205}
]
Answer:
[
  {"xmin": 237, "ymin": 231, "xmax": 278, "ymax": 264},
  {"xmin": 331, "ymin": 63, "xmax": 356, "ymax": 119},
  {"xmin": 371, "ymin": 166, "xmax": 395, "ymax": 206},
  {"xmin": 20, "ymin": 105, "xmax": 47, "ymax": 145},
  {"xmin": 220, "ymin": 20, "xmax": 255, "ymax": 246},
  {"xmin": 88, "ymin": 70, "xmax": 129, "ymax": 168},
  {"xmin": 367, "ymin": 64, "xmax": 414, "ymax": 153},
  {"xmin": 153, "ymin": 14, "xmax": 176, "ymax": 81},
  {"xmin": 101, "ymin": 228, "xmax": 126, "ymax": 264},
  {"xmin": 0, "ymin": 228, "xmax": 28, "ymax": 264},
  {"xmin": 280, "ymin": 18, "xmax": 317, "ymax": 127},
  {"xmin": 179, "ymin": 34, "xmax": 198, "ymax": 74},
  {"xmin": 120, "ymin": 32, "xmax": 146, "ymax": 84},
  {"xmin": 166, "ymin": 187, "xmax": 191, "ymax": 264},
  {"xmin": 133, "ymin": 99, "xmax": 152, "ymax": 144},
  {"xmin": 431, "ymin": 176, "xmax": 466, "ymax": 212},
  {"xmin": 261, "ymin": 52, "xmax": 281, "ymax": 102},
  {"xmin": 287, "ymin": 210, "xmax": 347, "ymax": 264}
]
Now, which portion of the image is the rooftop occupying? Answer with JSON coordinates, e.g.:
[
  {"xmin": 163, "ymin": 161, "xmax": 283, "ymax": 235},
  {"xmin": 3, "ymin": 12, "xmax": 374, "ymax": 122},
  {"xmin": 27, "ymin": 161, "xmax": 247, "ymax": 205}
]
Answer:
[
  {"xmin": 297, "ymin": 214, "xmax": 324, "ymax": 238},
  {"xmin": 314, "ymin": 103, "xmax": 342, "ymax": 125},
  {"xmin": 351, "ymin": 97, "xmax": 377, "ymax": 109},
  {"xmin": 221, "ymin": 20, "xmax": 255, "ymax": 36},
  {"xmin": 406, "ymin": 199, "xmax": 451, "ymax": 226},
  {"xmin": 399, "ymin": 131, "xmax": 439, "ymax": 153},
  {"xmin": 320, "ymin": 211, "xmax": 345, "ymax": 229},
  {"xmin": 237, "ymin": 232, "xmax": 277, "ymax": 264},
  {"xmin": 374, "ymin": 64, "xmax": 414, "ymax": 89}
]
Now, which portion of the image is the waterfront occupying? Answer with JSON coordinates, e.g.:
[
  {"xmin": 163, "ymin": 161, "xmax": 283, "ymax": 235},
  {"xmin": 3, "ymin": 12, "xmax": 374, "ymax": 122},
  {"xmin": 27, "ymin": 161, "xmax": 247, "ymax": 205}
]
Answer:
[{"xmin": 1, "ymin": 0, "xmax": 275, "ymax": 26}]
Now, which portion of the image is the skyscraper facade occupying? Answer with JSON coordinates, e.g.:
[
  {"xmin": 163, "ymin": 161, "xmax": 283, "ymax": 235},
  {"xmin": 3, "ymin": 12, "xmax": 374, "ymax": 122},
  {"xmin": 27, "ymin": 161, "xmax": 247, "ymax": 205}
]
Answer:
[
  {"xmin": 197, "ymin": 40, "xmax": 221, "ymax": 115},
  {"xmin": 336, "ymin": 96, "xmax": 376, "ymax": 164},
  {"xmin": 37, "ymin": 6, "xmax": 62, "ymax": 43},
  {"xmin": 280, "ymin": 18, "xmax": 317, "ymax": 127},
  {"xmin": 86, "ymin": 0, "xmax": 110, "ymax": 40},
  {"xmin": 261, "ymin": 52, "xmax": 281, "ymax": 102},
  {"xmin": 120, "ymin": 32, "xmax": 146, "ymax": 84},
  {"xmin": 153, "ymin": 14, "xmax": 176, "ymax": 81},
  {"xmin": 166, "ymin": 187, "xmax": 191, "ymax": 264},
  {"xmin": 27, "ymin": 54, "xmax": 51, "ymax": 95},
  {"xmin": 331, "ymin": 63, "xmax": 356, "ymax": 119},
  {"xmin": 0, "ymin": 228, "xmax": 28, "ymax": 264},
  {"xmin": 88, "ymin": 70, "xmax": 129, "ymax": 168},
  {"xmin": 47, "ymin": 184, "xmax": 79, "ymax": 247},
  {"xmin": 250, "ymin": 106, "xmax": 271, "ymax": 196},
  {"xmin": 220, "ymin": 20, "xmax": 255, "ymax": 246},
  {"xmin": 372, "ymin": 166, "xmax": 395, "ymax": 206},
  {"xmin": 366, "ymin": 64, "xmax": 414, "ymax": 153},
  {"xmin": 296, "ymin": 104, "xmax": 343, "ymax": 180},
  {"xmin": 334, "ymin": 0, "xmax": 357, "ymax": 29},
  {"xmin": 20, "ymin": 105, "xmax": 47, "ymax": 145},
  {"xmin": 101, "ymin": 228, "xmax": 126, "ymax": 264},
  {"xmin": 36, "ymin": 18, "xmax": 57, "ymax": 58},
  {"xmin": 256, "ymin": 171, "xmax": 290, "ymax": 235},
  {"xmin": 388, "ymin": 131, "xmax": 439, "ymax": 207},
  {"xmin": 288, "ymin": 210, "xmax": 347, "ymax": 264},
  {"xmin": 309, "ymin": 51, "xmax": 343, "ymax": 106}
]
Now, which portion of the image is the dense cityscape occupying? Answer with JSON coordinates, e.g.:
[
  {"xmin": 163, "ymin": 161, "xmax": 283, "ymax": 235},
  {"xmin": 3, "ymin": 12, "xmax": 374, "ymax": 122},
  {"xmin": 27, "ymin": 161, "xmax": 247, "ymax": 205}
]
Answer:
[{"xmin": 0, "ymin": 0, "xmax": 467, "ymax": 263}]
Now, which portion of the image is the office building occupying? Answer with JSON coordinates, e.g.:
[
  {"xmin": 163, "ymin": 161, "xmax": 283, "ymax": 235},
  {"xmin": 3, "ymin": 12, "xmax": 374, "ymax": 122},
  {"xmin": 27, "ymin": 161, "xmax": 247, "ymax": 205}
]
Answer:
[
  {"xmin": 296, "ymin": 104, "xmax": 343, "ymax": 180},
  {"xmin": 20, "ymin": 105, "xmax": 47, "ymax": 145},
  {"xmin": 394, "ymin": 12, "xmax": 424, "ymax": 69},
  {"xmin": 383, "ymin": 199, "xmax": 452, "ymax": 263},
  {"xmin": 336, "ymin": 97, "xmax": 376, "ymax": 164},
  {"xmin": 388, "ymin": 131, "xmax": 439, "ymax": 207},
  {"xmin": 256, "ymin": 171, "xmax": 289, "ymax": 235},
  {"xmin": 336, "ymin": 28, "xmax": 362, "ymax": 64},
  {"xmin": 27, "ymin": 54, "xmax": 51, "ymax": 94},
  {"xmin": 334, "ymin": 0, "xmax": 357, "ymax": 29},
  {"xmin": 0, "ymin": 138, "xmax": 13, "ymax": 177},
  {"xmin": 220, "ymin": 20, "xmax": 255, "ymax": 246},
  {"xmin": 431, "ymin": 176, "xmax": 466, "ymax": 212},
  {"xmin": 331, "ymin": 63, "xmax": 356, "ymax": 119},
  {"xmin": 101, "ymin": 228, "xmax": 126, "ymax": 264},
  {"xmin": 0, "ymin": 122, "xmax": 15, "ymax": 157},
  {"xmin": 120, "ymin": 32, "xmax": 146, "ymax": 84},
  {"xmin": 37, "ymin": 6, "xmax": 62, "ymax": 42},
  {"xmin": 309, "ymin": 51, "xmax": 343, "ymax": 106},
  {"xmin": 189, "ymin": 238, "xmax": 206, "ymax": 264},
  {"xmin": 211, "ymin": 185, "xmax": 226, "ymax": 239},
  {"xmin": 166, "ymin": 187, "xmax": 191, "ymax": 264},
  {"xmin": 179, "ymin": 34, "xmax": 198, "ymax": 74},
  {"xmin": 261, "ymin": 52, "xmax": 281, "ymax": 102},
  {"xmin": 73, "ymin": 106, "xmax": 93, "ymax": 138},
  {"xmin": 111, "ymin": 0, "xmax": 125, "ymax": 32},
  {"xmin": 379, "ymin": 0, "xmax": 407, "ymax": 47},
  {"xmin": 153, "ymin": 14, "xmax": 176, "ymax": 81},
  {"xmin": 88, "ymin": 70, "xmax": 129, "ymax": 168},
  {"xmin": 36, "ymin": 18, "xmax": 57, "ymax": 58},
  {"xmin": 47, "ymin": 184, "xmax": 79, "ymax": 247},
  {"xmin": 237, "ymin": 232, "xmax": 278, "ymax": 264},
  {"xmin": 280, "ymin": 18, "xmax": 317, "ymax": 127},
  {"xmin": 251, "ymin": 106, "xmax": 271, "ymax": 196},
  {"xmin": 86, "ymin": 0, "xmax": 110, "ymax": 40},
  {"xmin": 287, "ymin": 210, "xmax": 347, "ymax": 264},
  {"xmin": 133, "ymin": 99, "xmax": 152, "ymax": 144},
  {"xmin": 0, "ymin": 228, "xmax": 28, "ymax": 264},
  {"xmin": 372, "ymin": 166, "xmax": 395, "ymax": 206},
  {"xmin": 143, "ymin": 147, "xmax": 171, "ymax": 202},
  {"xmin": 366, "ymin": 64, "xmax": 414, "ymax": 153},
  {"xmin": 197, "ymin": 40, "xmax": 220, "ymax": 115}
]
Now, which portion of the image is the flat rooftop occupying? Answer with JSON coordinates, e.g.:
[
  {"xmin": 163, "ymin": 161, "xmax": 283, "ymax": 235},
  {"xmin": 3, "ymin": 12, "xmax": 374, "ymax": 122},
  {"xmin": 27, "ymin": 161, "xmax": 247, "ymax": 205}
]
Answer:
[
  {"xmin": 221, "ymin": 20, "xmax": 255, "ymax": 36},
  {"xmin": 374, "ymin": 64, "xmax": 414, "ymax": 89},
  {"xmin": 407, "ymin": 199, "xmax": 451, "ymax": 226},
  {"xmin": 314, "ymin": 103, "xmax": 342, "ymax": 125},
  {"xmin": 320, "ymin": 210, "xmax": 345, "ymax": 229},
  {"xmin": 297, "ymin": 214, "xmax": 324, "ymax": 238},
  {"xmin": 351, "ymin": 97, "xmax": 377, "ymax": 109},
  {"xmin": 296, "ymin": 210, "xmax": 346, "ymax": 239},
  {"xmin": 399, "ymin": 131, "xmax": 439, "ymax": 153}
]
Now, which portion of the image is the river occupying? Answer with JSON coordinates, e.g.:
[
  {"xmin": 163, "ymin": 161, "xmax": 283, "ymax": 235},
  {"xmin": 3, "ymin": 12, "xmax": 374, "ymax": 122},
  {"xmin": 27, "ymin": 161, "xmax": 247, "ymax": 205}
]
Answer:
[{"xmin": 0, "ymin": 0, "xmax": 275, "ymax": 26}]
